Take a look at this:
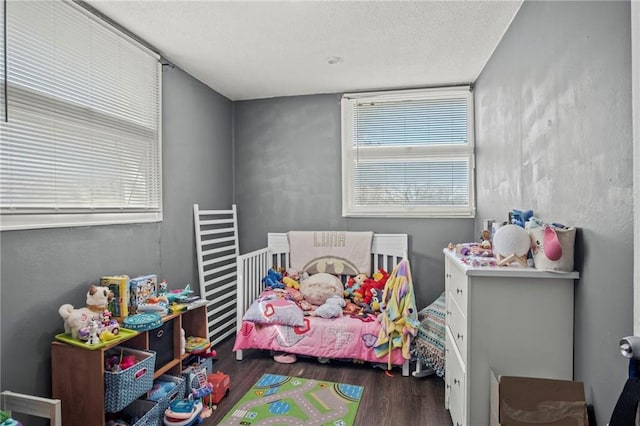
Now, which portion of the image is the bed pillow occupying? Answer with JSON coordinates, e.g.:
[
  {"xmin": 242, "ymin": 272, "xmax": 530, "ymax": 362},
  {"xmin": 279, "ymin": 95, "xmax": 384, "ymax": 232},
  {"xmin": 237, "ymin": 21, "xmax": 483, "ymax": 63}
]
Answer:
[
  {"xmin": 299, "ymin": 272, "xmax": 344, "ymax": 306},
  {"xmin": 242, "ymin": 295, "xmax": 304, "ymax": 326}
]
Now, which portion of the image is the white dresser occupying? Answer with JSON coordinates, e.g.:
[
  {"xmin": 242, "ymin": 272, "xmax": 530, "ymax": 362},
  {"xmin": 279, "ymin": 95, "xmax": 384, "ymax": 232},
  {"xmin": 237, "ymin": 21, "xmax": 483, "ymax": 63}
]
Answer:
[{"xmin": 443, "ymin": 249, "xmax": 579, "ymax": 426}]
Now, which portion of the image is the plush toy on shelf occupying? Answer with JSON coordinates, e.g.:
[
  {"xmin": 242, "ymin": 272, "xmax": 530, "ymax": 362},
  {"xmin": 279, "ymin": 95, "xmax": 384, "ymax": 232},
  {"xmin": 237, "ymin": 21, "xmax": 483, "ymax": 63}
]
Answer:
[{"xmin": 58, "ymin": 285, "xmax": 114, "ymax": 339}]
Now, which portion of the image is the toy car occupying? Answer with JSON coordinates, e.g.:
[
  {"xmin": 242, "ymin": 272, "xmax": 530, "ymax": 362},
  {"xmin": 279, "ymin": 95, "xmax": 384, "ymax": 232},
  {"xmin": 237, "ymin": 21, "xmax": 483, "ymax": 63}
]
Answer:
[{"xmin": 205, "ymin": 371, "xmax": 230, "ymax": 405}]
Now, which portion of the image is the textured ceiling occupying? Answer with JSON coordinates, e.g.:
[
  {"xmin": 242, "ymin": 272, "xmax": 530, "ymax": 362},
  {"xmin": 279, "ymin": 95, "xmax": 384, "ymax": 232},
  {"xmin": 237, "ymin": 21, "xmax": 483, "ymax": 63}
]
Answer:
[{"xmin": 87, "ymin": 0, "xmax": 523, "ymax": 101}]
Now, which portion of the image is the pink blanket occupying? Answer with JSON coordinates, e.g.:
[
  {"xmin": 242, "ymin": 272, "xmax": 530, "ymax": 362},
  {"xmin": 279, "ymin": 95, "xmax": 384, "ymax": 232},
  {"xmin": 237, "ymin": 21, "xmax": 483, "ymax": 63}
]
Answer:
[{"xmin": 233, "ymin": 314, "xmax": 405, "ymax": 366}]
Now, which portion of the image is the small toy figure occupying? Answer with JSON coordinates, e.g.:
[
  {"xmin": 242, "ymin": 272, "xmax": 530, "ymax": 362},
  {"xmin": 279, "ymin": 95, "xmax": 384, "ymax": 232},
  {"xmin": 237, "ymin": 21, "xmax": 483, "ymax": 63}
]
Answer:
[{"xmin": 85, "ymin": 320, "xmax": 100, "ymax": 345}]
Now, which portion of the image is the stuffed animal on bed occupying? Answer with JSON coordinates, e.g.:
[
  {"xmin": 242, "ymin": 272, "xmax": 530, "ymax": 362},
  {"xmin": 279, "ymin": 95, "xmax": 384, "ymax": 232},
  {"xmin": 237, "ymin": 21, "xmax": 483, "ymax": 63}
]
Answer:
[
  {"xmin": 344, "ymin": 273, "xmax": 367, "ymax": 299},
  {"xmin": 313, "ymin": 295, "xmax": 346, "ymax": 318},
  {"xmin": 299, "ymin": 272, "xmax": 343, "ymax": 306}
]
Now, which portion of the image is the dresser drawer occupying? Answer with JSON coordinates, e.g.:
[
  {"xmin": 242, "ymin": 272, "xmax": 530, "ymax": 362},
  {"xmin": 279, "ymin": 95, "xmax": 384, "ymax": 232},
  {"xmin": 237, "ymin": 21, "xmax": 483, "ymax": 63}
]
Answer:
[
  {"xmin": 447, "ymin": 294, "xmax": 467, "ymax": 364},
  {"xmin": 446, "ymin": 326, "xmax": 466, "ymax": 426},
  {"xmin": 447, "ymin": 261, "xmax": 468, "ymax": 315}
]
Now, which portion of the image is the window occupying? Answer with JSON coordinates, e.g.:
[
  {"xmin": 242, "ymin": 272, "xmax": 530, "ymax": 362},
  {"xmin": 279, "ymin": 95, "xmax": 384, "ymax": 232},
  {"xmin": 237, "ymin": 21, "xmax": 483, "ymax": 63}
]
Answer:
[
  {"xmin": 341, "ymin": 87, "xmax": 475, "ymax": 218},
  {"xmin": 0, "ymin": 0, "xmax": 162, "ymax": 231}
]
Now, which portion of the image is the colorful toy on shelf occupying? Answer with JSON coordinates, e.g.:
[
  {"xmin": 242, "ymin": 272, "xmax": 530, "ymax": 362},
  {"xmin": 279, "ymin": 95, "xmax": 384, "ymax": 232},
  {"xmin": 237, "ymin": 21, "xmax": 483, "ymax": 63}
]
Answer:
[
  {"xmin": 166, "ymin": 284, "xmax": 194, "ymax": 304},
  {"xmin": 85, "ymin": 320, "xmax": 100, "ymax": 345},
  {"xmin": 185, "ymin": 336, "xmax": 211, "ymax": 354},
  {"xmin": 100, "ymin": 275, "xmax": 130, "ymax": 321},
  {"xmin": 122, "ymin": 312, "xmax": 163, "ymax": 332},
  {"xmin": 137, "ymin": 294, "xmax": 170, "ymax": 315},
  {"xmin": 58, "ymin": 284, "xmax": 114, "ymax": 339},
  {"xmin": 129, "ymin": 274, "xmax": 158, "ymax": 315},
  {"xmin": 77, "ymin": 310, "xmax": 120, "ymax": 342}
]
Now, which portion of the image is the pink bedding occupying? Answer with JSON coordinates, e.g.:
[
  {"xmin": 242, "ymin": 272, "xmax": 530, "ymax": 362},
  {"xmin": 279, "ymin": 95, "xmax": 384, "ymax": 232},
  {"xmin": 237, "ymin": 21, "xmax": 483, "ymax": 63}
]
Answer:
[{"xmin": 233, "ymin": 314, "xmax": 406, "ymax": 366}]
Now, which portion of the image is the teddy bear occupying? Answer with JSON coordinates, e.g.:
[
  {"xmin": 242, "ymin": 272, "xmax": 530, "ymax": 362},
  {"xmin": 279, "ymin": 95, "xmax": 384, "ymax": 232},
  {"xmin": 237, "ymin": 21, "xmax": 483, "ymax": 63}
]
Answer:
[
  {"xmin": 312, "ymin": 295, "xmax": 346, "ymax": 319},
  {"xmin": 59, "ymin": 284, "xmax": 113, "ymax": 339},
  {"xmin": 344, "ymin": 273, "xmax": 367, "ymax": 299}
]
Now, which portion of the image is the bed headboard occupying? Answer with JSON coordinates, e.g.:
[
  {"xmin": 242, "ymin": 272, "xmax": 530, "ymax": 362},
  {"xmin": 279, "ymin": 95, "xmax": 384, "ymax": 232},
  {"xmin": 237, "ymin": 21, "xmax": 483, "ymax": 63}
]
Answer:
[{"xmin": 266, "ymin": 232, "xmax": 408, "ymax": 274}]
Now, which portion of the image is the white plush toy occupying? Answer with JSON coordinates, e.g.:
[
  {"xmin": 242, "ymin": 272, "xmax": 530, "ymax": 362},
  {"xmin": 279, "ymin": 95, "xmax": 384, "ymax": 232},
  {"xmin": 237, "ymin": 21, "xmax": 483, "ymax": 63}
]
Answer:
[
  {"xmin": 59, "ymin": 285, "xmax": 113, "ymax": 339},
  {"xmin": 85, "ymin": 320, "xmax": 101, "ymax": 345},
  {"xmin": 313, "ymin": 294, "xmax": 346, "ymax": 319}
]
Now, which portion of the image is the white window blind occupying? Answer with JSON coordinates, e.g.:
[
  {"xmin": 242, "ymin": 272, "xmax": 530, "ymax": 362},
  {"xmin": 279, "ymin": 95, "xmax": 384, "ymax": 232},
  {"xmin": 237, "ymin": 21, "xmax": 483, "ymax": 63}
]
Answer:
[
  {"xmin": 0, "ymin": 0, "xmax": 162, "ymax": 231},
  {"xmin": 341, "ymin": 87, "xmax": 475, "ymax": 218}
]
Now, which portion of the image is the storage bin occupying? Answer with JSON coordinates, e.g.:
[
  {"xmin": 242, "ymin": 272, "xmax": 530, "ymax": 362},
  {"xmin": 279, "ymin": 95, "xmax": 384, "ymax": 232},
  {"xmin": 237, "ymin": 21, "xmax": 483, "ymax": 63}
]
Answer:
[
  {"xmin": 149, "ymin": 374, "xmax": 186, "ymax": 418},
  {"xmin": 148, "ymin": 319, "xmax": 175, "ymax": 370},
  {"xmin": 104, "ymin": 347, "xmax": 156, "ymax": 413},
  {"xmin": 110, "ymin": 398, "xmax": 161, "ymax": 426}
]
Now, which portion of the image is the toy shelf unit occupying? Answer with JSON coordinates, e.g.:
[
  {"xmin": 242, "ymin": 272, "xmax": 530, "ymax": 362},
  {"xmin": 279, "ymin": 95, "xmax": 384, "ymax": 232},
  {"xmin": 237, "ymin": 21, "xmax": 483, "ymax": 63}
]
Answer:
[{"xmin": 51, "ymin": 301, "xmax": 209, "ymax": 426}]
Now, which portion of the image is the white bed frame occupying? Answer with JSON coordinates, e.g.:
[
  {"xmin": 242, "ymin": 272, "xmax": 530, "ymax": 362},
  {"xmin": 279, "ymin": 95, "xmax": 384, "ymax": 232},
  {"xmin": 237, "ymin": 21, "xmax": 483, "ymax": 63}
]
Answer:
[{"xmin": 235, "ymin": 232, "xmax": 411, "ymax": 376}]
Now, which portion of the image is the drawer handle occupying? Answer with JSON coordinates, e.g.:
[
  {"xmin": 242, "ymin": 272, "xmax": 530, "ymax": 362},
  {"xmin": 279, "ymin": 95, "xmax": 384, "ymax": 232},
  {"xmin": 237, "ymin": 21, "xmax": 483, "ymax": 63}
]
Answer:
[
  {"xmin": 446, "ymin": 384, "xmax": 451, "ymax": 390},
  {"xmin": 156, "ymin": 329, "xmax": 164, "ymax": 338},
  {"xmin": 447, "ymin": 311, "xmax": 452, "ymax": 316},
  {"xmin": 453, "ymin": 378, "xmax": 460, "ymax": 385},
  {"xmin": 456, "ymin": 288, "xmax": 463, "ymax": 294},
  {"xmin": 446, "ymin": 273, "xmax": 451, "ymax": 278},
  {"xmin": 457, "ymin": 333, "xmax": 463, "ymax": 341}
]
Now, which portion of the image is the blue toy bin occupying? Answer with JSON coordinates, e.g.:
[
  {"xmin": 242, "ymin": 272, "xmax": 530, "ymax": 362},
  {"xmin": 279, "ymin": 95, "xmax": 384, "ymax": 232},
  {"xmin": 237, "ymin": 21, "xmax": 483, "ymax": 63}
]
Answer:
[
  {"xmin": 104, "ymin": 347, "xmax": 156, "ymax": 413},
  {"xmin": 149, "ymin": 374, "xmax": 186, "ymax": 418},
  {"xmin": 110, "ymin": 398, "xmax": 161, "ymax": 426}
]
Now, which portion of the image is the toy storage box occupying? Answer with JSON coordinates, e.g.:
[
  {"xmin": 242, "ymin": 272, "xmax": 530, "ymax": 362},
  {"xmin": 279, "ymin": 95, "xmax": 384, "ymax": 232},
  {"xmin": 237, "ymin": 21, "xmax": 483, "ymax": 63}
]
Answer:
[
  {"xmin": 490, "ymin": 369, "xmax": 588, "ymax": 426},
  {"xmin": 150, "ymin": 374, "xmax": 186, "ymax": 418},
  {"xmin": 104, "ymin": 347, "xmax": 156, "ymax": 413},
  {"xmin": 101, "ymin": 275, "xmax": 130, "ymax": 321},
  {"xmin": 110, "ymin": 399, "xmax": 160, "ymax": 426},
  {"xmin": 129, "ymin": 274, "xmax": 158, "ymax": 313}
]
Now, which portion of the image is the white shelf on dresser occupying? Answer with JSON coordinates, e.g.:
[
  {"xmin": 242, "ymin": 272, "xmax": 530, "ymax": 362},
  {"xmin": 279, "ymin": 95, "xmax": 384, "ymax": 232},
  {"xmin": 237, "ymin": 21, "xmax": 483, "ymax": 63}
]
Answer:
[{"xmin": 443, "ymin": 248, "xmax": 579, "ymax": 426}]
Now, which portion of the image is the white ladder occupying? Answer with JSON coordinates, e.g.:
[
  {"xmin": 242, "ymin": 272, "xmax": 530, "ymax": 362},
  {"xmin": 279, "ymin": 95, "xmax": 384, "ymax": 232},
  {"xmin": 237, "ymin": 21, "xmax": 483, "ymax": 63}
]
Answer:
[{"xmin": 193, "ymin": 204, "xmax": 239, "ymax": 346}]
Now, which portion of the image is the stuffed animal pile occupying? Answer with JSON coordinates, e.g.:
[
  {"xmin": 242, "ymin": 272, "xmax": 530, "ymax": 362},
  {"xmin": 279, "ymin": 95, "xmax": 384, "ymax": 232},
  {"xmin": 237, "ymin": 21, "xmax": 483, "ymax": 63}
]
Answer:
[{"xmin": 259, "ymin": 266, "xmax": 392, "ymax": 318}]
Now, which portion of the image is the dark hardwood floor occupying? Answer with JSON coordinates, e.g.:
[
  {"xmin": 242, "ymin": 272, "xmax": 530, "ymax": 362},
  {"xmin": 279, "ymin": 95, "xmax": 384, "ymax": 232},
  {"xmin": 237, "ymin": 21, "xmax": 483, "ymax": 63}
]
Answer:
[{"xmin": 200, "ymin": 336, "xmax": 453, "ymax": 426}]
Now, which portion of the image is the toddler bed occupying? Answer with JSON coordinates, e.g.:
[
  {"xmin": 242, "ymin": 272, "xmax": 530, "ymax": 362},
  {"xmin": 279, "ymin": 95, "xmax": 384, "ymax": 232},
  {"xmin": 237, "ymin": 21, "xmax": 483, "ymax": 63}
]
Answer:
[{"xmin": 233, "ymin": 232, "xmax": 415, "ymax": 376}]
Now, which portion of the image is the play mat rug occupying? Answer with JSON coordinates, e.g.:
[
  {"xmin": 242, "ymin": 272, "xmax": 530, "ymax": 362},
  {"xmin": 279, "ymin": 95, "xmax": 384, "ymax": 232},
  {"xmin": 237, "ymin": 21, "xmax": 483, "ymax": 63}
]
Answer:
[{"xmin": 217, "ymin": 373, "xmax": 364, "ymax": 426}]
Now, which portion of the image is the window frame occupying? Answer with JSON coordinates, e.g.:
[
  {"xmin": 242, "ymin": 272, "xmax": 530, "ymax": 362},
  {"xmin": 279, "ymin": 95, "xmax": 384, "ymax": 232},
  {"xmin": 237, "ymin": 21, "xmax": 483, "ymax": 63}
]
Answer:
[
  {"xmin": 341, "ymin": 86, "xmax": 476, "ymax": 218},
  {"xmin": 0, "ymin": 0, "xmax": 163, "ymax": 231}
]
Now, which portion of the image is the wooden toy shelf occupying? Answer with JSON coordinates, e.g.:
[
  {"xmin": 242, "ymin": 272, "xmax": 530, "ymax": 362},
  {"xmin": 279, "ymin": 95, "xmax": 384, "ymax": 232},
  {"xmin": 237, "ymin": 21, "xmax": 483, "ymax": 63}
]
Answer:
[{"xmin": 51, "ymin": 302, "xmax": 208, "ymax": 426}]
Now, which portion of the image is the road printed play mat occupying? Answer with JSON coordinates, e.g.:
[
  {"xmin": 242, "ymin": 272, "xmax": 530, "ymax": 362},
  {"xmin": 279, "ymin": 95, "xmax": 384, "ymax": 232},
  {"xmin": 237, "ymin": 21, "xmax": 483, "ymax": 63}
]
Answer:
[{"xmin": 217, "ymin": 373, "xmax": 364, "ymax": 426}]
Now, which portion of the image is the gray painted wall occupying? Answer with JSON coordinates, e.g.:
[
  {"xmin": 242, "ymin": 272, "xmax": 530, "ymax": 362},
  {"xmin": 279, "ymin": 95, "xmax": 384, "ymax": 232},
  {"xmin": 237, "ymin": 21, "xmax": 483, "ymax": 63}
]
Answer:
[
  {"xmin": 0, "ymin": 65, "xmax": 233, "ymax": 406},
  {"xmin": 474, "ymin": 1, "xmax": 633, "ymax": 424},
  {"xmin": 233, "ymin": 95, "xmax": 475, "ymax": 309},
  {"xmin": 1, "ymin": 3, "xmax": 631, "ymax": 424}
]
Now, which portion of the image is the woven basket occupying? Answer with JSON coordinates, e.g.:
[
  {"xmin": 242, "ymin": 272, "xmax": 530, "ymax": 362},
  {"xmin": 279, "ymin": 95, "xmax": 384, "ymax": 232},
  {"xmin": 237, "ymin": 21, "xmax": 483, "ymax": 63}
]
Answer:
[
  {"xmin": 104, "ymin": 347, "xmax": 156, "ymax": 413},
  {"xmin": 151, "ymin": 374, "xmax": 186, "ymax": 418},
  {"xmin": 117, "ymin": 399, "xmax": 161, "ymax": 426}
]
